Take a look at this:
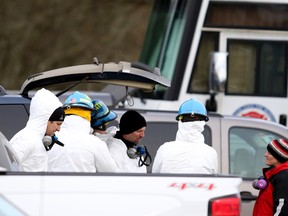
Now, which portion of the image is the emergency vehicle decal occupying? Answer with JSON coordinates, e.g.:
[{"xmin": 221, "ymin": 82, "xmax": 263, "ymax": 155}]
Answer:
[{"xmin": 233, "ymin": 104, "xmax": 276, "ymax": 122}]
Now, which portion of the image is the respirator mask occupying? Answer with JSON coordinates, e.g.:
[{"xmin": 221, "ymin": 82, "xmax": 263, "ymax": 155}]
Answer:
[
  {"xmin": 252, "ymin": 176, "xmax": 267, "ymax": 190},
  {"xmin": 42, "ymin": 135, "xmax": 65, "ymax": 151},
  {"xmin": 127, "ymin": 145, "xmax": 152, "ymax": 167}
]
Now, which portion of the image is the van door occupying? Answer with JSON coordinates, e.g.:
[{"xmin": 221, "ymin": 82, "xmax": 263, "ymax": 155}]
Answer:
[{"xmin": 217, "ymin": 31, "xmax": 288, "ymax": 124}]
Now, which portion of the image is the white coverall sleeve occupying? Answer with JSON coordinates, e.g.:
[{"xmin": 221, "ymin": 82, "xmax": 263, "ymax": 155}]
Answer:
[
  {"xmin": 152, "ymin": 146, "xmax": 164, "ymax": 173},
  {"xmin": 94, "ymin": 140, "xmax": 120, "ymax": 172},
  {"xmin": 10, "ymin": 134, "xmax": 32, "ymax": 163}
]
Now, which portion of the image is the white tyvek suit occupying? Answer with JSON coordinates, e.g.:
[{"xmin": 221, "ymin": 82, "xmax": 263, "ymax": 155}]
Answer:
[
  {"xmin": 48, "ymin": 115, "xmax": 119, "ymax": 172},
  {"xmin": 106, "ymin": 136, "xmax": 147, "ymax": 173},
  {"xmin": 10, "ymin": 88, "xmax": 62, "ymax": 171},
  {"xmin": 152, "ymin": 121, "xmax": 218, "ymax": 174}
]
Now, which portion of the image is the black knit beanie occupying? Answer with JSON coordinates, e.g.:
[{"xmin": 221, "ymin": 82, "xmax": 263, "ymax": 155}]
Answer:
[
  {"xmin": 49, "ymin": 107, "xmax": 65, "ymax": 121},
  {"xmin": 119, "ymin": 110, "xmax": 146, "ymax": 134},
  {"xmin": 267, "ymin": 139, "xmax": 288, "ymax": 163}
]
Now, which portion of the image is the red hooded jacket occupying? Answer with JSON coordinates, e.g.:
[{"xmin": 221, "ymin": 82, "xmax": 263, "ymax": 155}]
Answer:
[{"xmin": 253, "ymin": 161, "xmax": 288, "ymax": 216}]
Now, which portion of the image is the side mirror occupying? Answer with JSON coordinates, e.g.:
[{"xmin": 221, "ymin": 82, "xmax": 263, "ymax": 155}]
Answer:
[{"xmin": 209, "ymin": 52, "xmax": 228, "ymax": 93}]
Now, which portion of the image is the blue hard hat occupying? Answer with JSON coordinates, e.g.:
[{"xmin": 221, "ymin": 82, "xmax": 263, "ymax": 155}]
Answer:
[
  {"xmin": 91, "ymin": 99, "xmax": 117, "ymax": 128},
  {"xmin": 63, "ymin": 91, "xmax": 93, "ymax": 110},
  {"xmin": 176, "ymin": 98, "xmax": 209, "ymax": 122}
]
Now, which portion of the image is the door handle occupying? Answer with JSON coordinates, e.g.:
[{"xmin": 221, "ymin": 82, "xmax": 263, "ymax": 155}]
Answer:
[{"xmin": 240, "ymin": 191, "xmax": 257, "ymax": 202}]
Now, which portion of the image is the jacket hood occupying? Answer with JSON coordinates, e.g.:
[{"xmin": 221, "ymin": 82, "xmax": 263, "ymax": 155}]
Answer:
[{"xmin": 264, "ymin": 161, "xmax": 288, "ymax": 180}]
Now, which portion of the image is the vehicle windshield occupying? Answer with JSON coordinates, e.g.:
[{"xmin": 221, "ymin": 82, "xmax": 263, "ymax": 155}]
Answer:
[{"xmin": 139, "ymin": 0, "xmax": 187, "ymax": 95}]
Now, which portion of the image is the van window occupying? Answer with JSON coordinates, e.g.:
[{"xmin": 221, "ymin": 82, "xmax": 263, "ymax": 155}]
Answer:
[
  {"xmin": 227, "ymin": 40, "xmax": 288, "ymax": 97},
  {"xmin": 229, "ymin": 127, "xmax": 284, "ymax": 178},
  {"xmin": 189, "ymin": 35, "xmax": 288, "ymax": 97},
  {"xmin": 205, "ymin": 3, "xmax": 288, "ymax": 30},
  {"xmin": 188, "ymin": 32, "xmax": 218, "ymax": 93}
]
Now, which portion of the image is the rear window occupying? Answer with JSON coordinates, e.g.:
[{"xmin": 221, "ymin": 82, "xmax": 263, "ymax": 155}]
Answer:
[{"xmin": 0, "ymin": 105, "xmax": 29, "ymax": 140}]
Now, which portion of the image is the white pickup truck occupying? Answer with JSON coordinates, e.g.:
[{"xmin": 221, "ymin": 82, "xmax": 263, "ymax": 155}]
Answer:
[
  {"xmin": 2, "ymin": 59, "xmax": 287, "ymax": 215},
  {"xmin": 0, "ymin": 130, "xmax": 242, "ymax": 216},
  {"xmin": 0, "ymin": 60, "xmax": 243, "ymax": 216}
]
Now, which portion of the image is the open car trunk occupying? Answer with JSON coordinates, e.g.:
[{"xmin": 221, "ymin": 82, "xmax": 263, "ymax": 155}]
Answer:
[{"xmin": 20, "ymin": 59, "xmax": 171, "ymax": 102}]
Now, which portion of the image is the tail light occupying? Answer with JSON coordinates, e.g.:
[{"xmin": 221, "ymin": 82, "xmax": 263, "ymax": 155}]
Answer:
[{"xmin": 208, "ymin": 195, "xmax": 240, "ymax": 216}]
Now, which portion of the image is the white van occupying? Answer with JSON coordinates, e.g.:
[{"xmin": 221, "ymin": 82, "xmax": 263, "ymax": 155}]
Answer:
[{"xmin": 128, "ymin": 0, "xmax": 288, "ymax": 126}]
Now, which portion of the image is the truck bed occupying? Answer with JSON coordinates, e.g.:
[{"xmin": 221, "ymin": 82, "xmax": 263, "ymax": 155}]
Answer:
[{"xmin": 0, "ymin": 172, "xmax": 242, "ymax": 216}]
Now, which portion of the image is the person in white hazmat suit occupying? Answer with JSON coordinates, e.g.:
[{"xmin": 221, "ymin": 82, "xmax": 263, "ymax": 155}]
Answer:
[
  {"xmin": 10, "ymin": 88, "xmax": 65, "ymax": 172},
  {"xmin": 152, "ymin": 98, "xmax": 218, "ymax": 174},
  {"xmin": 48, "ymin": 91, "xmax": 119, "ymax": 172},
  {"xmin": 90, "ymin": 99, "xmax": 118, "ymax": 143},
  {"xmin": 106, "ymin": 110, "xmax": 152, "ymax": 173}
]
